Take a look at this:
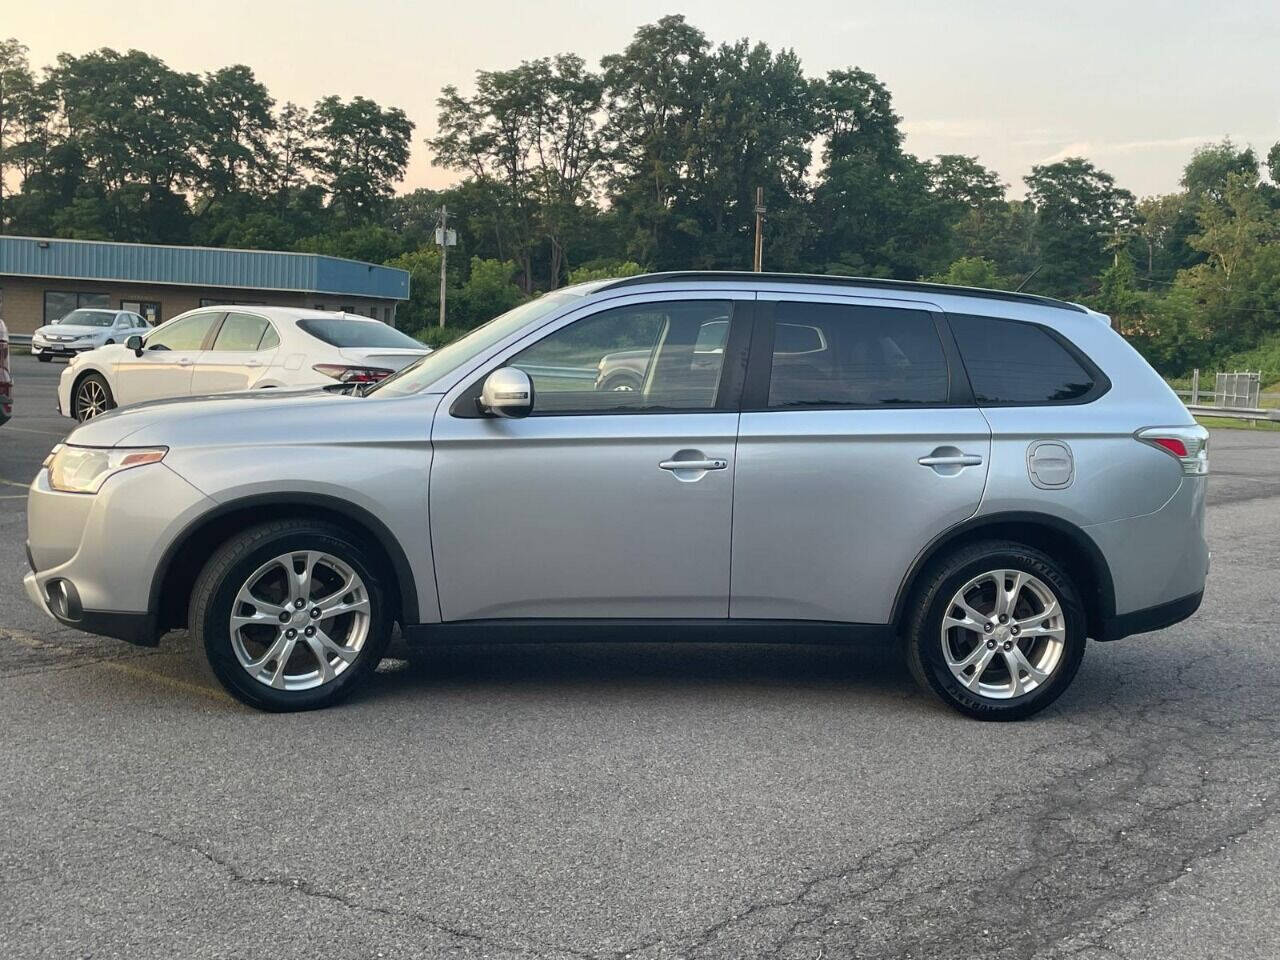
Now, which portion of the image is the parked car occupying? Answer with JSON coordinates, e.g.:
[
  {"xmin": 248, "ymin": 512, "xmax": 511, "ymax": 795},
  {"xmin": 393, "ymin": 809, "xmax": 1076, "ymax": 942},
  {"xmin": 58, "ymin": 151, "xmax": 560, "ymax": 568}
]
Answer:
[
  {"xmin": 24, "ymin": 273, "xmax": 1208, "ymax": 718},
  {"xmin": 0, "ymin": 318, "xmax": 11, "ymax": 425},
  {"xmin": 57, "ymin": 307, "xmax": 430, "ymax": 421},
  {"xmin": 31, "ymin": 309, "xmax": 150, "ymax": 361}
]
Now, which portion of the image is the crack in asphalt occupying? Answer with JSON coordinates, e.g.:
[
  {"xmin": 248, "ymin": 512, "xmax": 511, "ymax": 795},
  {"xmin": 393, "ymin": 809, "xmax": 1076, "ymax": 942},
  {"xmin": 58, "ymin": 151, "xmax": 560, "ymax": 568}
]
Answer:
[
  {"xmin": 607, "ymin": 688, "xmax": 1280, "ymax": 960},
  {"xmin": 113, "ymin": 822, "xmax": 597, "ymax": 960}
]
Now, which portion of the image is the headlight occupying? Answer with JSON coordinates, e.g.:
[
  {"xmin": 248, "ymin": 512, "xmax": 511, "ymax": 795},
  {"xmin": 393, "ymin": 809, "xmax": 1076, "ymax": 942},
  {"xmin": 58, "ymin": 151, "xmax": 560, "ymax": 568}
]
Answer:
[{"xmin": 44, "ymin": 444, "xmax": 168, "ymax": 494}]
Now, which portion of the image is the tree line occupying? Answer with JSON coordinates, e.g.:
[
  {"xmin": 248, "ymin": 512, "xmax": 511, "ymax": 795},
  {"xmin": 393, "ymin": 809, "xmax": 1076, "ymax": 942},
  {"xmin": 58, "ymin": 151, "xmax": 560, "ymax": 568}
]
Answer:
[{"xmin": 2, "ymin": 19, "xmax": 1279, "ymax": 377}]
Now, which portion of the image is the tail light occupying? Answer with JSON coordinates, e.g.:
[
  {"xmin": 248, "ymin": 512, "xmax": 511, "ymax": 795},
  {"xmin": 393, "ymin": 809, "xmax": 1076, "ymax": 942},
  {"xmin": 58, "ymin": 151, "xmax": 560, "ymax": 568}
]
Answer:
[
  {"xmin": 1137, "ymin": 425, "xmax": 1209, "ymax": 476},
  {"xmin": 312, "ymin": 363, "xmax": 394, "ymax": 384}
]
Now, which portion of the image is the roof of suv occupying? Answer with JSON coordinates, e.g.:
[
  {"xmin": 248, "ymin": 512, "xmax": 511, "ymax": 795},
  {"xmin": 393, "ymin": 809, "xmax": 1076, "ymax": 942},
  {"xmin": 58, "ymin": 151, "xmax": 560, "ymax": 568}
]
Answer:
[{"xmin": 595, "ymin": 271, "xmax": 1088, "ymax": 314}]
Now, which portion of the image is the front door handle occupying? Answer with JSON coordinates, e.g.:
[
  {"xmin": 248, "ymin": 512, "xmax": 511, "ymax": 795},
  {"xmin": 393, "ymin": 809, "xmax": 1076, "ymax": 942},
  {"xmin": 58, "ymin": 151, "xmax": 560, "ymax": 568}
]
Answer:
[
  {"xmin": 660, "ymin": 458, "xmax": 728, "ymax": 471},
  {"xmin": 177, "ymin": 357, "xmax": 193, "ymax": 367},
  {"xmin": 917, "ymin": 454, "xmax": 983, "ymax": 467}
]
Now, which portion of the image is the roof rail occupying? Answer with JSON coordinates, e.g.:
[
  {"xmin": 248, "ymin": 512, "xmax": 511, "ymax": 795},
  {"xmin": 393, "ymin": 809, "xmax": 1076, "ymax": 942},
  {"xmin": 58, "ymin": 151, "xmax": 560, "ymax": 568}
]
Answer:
[{"xmin": 595, "ymin": 271, "xmax": 1088, "ymax": 314}]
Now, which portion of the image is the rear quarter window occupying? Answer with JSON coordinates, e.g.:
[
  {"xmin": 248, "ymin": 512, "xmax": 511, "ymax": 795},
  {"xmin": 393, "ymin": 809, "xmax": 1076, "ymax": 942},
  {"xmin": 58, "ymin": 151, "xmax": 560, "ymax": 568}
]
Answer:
[
  {"xmin": 296, "ymin": 318, "xmax": 423, "ymax": 349},
  {"xmin": 948, "ymin": 314, "xmax": 1105, "ymax": 405}
]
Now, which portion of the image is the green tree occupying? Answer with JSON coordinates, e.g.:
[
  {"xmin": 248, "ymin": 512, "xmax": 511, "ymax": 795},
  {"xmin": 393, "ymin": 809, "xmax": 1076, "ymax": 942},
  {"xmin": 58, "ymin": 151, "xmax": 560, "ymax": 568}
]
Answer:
[
  {"xmin": 456, "ymin": 257, "xmax": 527, "ymax": 325},
  {"xmin": 567, "ymin": 259, "xmax": 645, "ymax": 283},
  {"xmin": 601, "ymin": 15, "xmax": 712, "ymax": 267},
  {"xmin": 1023, "ymin": 158, "xmax": 1135, "ymax": 296},
  {"xmin": 431, "ymin": 54, "xmax": 605, "ymax": 290},
  {"xmin": 0, "ymin": 38, "xmax": 37, "ymax": 228},
  {"xmin": 312, "ymin": 95, "xmax": 413, "ymax": 222},
  {"xmin": 810, "ymin": 67, "xmax": 948, "ymax": 278},
  {"xmin": 928, "ymin": 256, "xmax": 1009, "ymax": 290},
  {"xmin": 201, "ymin": 64, "xmax": 275, "ymax": 197}
]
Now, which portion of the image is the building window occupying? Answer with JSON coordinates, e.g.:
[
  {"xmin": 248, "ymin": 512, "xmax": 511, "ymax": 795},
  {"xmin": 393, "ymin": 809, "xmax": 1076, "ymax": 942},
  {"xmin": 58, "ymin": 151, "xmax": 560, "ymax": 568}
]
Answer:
[
  {"xmin": 121, "ymin": 300, "xmax": 162, "ymax": 325},
  {"xmin": 340, "ymin": 305, "xmax": 354, "ymax": 314},
  {"xmin": 200, "ymin": 298, "xmax": 267, "ymax": 308},
  {"xmin": 45, "ymin": 291, "xmax": 109, "ymax": 324}
]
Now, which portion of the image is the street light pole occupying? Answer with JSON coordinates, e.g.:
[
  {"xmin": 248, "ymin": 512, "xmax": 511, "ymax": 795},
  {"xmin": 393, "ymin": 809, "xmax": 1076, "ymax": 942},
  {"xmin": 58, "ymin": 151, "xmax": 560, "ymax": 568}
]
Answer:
[
  {"xmin": 753, "ymin": 187, "xmax": 766, "ymax": 272},
  {"xmin": 438, "ymin": 205, "xmax": 448, "ymax": 329}
]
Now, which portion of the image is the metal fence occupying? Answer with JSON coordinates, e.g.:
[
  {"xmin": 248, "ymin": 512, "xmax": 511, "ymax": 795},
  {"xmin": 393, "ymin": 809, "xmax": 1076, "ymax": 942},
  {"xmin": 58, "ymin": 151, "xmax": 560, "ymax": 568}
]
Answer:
[
  {"xmin": 1172, "ymin": 369, "xmax": 1280, "ymax": 423},
  {"xmin": 1215, "ymin": 371, "xmax": 1261, "ymax": 408}
]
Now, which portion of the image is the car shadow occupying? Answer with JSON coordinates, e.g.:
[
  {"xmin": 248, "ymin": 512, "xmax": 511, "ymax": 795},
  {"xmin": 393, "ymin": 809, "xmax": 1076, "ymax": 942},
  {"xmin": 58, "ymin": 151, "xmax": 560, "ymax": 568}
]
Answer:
[{"xmin": 356, "ymin": 636, "xmax": 922, "ymax": 707}]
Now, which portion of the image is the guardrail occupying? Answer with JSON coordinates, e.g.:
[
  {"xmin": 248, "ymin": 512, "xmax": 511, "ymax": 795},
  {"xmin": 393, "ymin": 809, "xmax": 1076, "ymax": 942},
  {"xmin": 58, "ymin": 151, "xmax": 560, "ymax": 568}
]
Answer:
[
  {"xmin": 8, "ymin": 333, "xmax": 32, "ymax": 347},
  {"xmin": 1185, "ymin": 403, "xmax": 1280, "ymax": 424}
]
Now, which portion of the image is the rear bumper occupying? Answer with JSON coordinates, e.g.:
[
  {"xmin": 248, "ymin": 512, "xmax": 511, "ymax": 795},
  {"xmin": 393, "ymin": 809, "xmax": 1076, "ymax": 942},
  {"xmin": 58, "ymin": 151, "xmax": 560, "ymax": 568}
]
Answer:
[{"xmin": 1097, "ymin": 589, "xmax": 1203, "ymax": 642}]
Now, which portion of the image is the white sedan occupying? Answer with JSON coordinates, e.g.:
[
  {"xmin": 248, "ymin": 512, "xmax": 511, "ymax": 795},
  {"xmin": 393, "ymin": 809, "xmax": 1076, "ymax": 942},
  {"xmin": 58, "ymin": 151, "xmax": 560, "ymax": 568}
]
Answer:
[
  {"xmin": 32, "ymin": 309, "xmax": 151, "ymax": 360},
  {"xmin": 59, "ymin": 306, "xmax": 430, "ymax": 421}
]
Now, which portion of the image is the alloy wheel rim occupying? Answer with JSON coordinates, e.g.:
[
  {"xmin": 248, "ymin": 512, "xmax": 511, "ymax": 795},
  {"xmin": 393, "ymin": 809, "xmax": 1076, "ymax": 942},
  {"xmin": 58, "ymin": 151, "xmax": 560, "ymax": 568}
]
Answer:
[
  {"xmin": 940, "ymin": 568, "xmax": 1066, "ymax": 700},
  {"xmin": 229, "ymin": 550, "xmax": 371, "ymax": 691},
  {"xmin": 76, "ymin": 380, "xmax": 108, "ymax": 421}
]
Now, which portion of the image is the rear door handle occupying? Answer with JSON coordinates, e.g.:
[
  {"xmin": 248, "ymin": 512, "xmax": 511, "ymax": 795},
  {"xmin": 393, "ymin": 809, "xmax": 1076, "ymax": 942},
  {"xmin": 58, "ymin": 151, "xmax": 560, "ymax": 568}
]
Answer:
[
  {"xmin": 177, "ymin": 357, "xmax": 193, "ymax": 367},
  {"xmin": 245, "ymin": 360, "xmax": 262, "ymax": 368},
  {"xmin": 659, "ymin": 459, "xmax": 728, "ymax": 471},
  {"xmin": 918, "ymin": 454, "xmax": 983, "ymax": 467}
]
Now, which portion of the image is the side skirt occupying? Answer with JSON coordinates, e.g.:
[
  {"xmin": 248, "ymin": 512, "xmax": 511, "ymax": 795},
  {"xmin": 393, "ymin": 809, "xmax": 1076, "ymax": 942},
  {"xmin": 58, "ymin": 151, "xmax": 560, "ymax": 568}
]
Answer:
[{"xmin": 402, "ymin": 619, "xmax": 895, "ymax": 646}]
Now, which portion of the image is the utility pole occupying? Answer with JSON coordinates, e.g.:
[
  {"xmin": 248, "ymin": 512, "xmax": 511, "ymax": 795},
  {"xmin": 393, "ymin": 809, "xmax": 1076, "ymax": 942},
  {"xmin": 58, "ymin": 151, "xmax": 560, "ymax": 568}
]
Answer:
[
  {"xmin": 753, "ymin": 187, "xmax": 766, "ymax": 272},
  {"xmin": 434, "ymin": 205, "xmax": 457, "ymax": 328}
]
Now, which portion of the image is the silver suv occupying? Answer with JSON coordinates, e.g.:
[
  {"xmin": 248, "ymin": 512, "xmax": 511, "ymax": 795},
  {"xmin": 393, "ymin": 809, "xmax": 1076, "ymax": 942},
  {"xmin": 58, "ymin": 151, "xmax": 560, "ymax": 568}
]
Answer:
[{"xmin": 23, "ymin": 273, "xmax": 1208, "ymax": 719}]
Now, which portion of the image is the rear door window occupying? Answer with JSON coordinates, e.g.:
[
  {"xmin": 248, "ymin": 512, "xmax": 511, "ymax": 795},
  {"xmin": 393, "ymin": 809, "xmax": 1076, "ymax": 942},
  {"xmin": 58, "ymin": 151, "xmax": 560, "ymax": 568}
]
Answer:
[
  {"xmin": 765, "ymin": 302, "xmax": 950, "ymax": 408},
  {"xmin": 948, "ymin": 314, "xmax": 1099, "ymax": 404},
  {"xmin": 211, "ymin": 313, "xmax": 272, "ymax": 351}
]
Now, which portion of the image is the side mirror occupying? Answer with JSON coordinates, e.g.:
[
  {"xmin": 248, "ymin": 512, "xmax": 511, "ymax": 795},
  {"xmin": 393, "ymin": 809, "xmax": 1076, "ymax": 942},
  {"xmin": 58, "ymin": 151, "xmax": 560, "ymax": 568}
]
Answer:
[
  {"xmin": 479, "ymin": 367, "xmax": 534, "ymax": 419},
  {"xmin": 126, "ymin": 335, "xmax": 144, "ymax": 356}
]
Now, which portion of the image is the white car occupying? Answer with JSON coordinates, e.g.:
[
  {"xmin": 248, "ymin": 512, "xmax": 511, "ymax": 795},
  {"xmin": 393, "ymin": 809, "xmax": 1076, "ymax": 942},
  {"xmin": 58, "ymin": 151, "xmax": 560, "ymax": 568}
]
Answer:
[
  {"xmin": 59, "ymin": 306, "xmax": 430, "ymax": 421},
  {"xmin": 32, "ymin": 309, "xmax": 151, "ymax": 361}
]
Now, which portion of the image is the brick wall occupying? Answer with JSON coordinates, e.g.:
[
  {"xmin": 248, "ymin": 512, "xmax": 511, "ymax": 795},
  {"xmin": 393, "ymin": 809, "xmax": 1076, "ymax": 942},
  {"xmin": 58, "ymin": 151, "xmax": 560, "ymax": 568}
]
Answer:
[{"xmin": 0, "ymin": 275, "xmax": 397, "ymax": 335}]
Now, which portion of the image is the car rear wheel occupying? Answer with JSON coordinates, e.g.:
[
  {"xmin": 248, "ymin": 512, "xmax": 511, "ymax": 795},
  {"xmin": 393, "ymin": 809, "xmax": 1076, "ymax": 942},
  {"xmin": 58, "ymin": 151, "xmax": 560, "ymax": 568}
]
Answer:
[
  {"xmin": 73, "ymin": 373, "xmax": 115, "ymax": 421},
  {"xmin": 903, "ymin": 541, "xmax": 1086, "ymax": 721},
  {"xmin": 191, "ymin": 520, "xmax": 392, "ymax": 711}
]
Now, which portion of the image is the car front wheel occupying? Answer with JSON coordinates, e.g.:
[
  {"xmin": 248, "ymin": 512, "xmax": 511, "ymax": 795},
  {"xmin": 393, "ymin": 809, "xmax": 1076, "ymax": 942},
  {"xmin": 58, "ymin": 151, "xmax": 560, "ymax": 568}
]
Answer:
[
  {"xmin": 73, "ymin": 373, "xmax": 115, "ymax": 421},
  {"xmin": 903, "ymin": 541, "xmax": 1086, "ymax": 721},
  {"xmin": 191, "ymin": 520, "xmax": 392, "ymax": 711}
]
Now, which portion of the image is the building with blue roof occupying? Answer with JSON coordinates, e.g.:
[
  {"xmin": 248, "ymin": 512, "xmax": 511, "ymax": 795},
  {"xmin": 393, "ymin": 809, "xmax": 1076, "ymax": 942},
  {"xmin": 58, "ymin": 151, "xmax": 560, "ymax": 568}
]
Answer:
[{"xmin": 0, "ymin": 235, "xmax": 411, "ymax": 335}]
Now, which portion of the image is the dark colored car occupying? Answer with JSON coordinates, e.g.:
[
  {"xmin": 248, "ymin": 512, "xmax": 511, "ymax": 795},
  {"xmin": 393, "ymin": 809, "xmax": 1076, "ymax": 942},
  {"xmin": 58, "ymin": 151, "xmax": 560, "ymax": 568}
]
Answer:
[{"xmin": 0, "ymin": 319, "xmax": 12, "ymax": 425}]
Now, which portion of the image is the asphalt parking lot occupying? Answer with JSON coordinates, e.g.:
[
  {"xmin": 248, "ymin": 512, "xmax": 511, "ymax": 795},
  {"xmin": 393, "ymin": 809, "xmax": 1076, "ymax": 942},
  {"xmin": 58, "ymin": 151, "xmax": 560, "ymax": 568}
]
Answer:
[{"xmin": 3, "ymin": 351, "xmax": 1280, "ymax": 959}]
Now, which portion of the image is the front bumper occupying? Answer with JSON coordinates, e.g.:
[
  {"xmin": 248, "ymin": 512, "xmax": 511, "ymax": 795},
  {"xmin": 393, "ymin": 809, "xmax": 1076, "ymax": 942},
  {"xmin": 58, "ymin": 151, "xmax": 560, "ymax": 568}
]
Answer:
[
  {"xmin": 32, "ymin": 342, "xmax": 93, "ymax": 357},
  {"xmin": 24, "ymin": 462, "xmax": 217, "ymax": 645},
  {"xmin": 23, "ymin": 567, "xmax": 158, "ymax": 644}
]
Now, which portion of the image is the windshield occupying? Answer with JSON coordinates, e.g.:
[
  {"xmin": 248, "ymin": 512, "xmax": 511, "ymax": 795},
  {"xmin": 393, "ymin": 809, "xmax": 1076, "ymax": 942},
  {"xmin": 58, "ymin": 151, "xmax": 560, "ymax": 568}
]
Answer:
[
  {"xmin": 368, "ymin": 291, "xmax": 584, "ymax": 397},
  {"xmin": 296, "ymin": 317, "xmax": 425, "ymax": 349},
  {"xmin": 56, "ymin": 310, "xmax": 116, "ymax": 328}
]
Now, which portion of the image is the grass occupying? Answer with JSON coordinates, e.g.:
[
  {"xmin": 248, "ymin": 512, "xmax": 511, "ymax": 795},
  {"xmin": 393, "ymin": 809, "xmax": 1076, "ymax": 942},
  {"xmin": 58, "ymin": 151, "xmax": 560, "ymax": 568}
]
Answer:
[{"xmin": 1194, "ymin": 415, "xmax": 1280, "ymax": 432}]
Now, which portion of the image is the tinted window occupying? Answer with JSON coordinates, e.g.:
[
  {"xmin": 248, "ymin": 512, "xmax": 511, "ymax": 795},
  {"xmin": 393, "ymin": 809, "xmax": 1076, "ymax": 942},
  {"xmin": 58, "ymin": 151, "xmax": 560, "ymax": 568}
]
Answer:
[
  {"xmin": 297, "ymin": 317, "xmax": 422, "ymax": 349},
  {"xmin": 766, "ymin": 302, "xmax": 949, "ymax": 407},
  {"xmin": 511, "ymin": 300, "xmax": 732, "ymax": 414},
  {"xmin": 147, "ymin": 313, "xmax": 219, "ymax": 351},
  {"xmin": 212, "ymin": 313, "xmax": 271, "ymax": 351},
  {"xmin": 949, "ymin": 314, "xmax": 1096, "ymax": 404}
]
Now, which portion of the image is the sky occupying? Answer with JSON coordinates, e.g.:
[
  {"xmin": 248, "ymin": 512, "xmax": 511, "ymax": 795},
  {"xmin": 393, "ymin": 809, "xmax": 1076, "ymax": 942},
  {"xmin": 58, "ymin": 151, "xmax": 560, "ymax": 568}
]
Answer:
[{"xmin": 7, "ymin": 0, "xmax": 1279, "ymax": 199}]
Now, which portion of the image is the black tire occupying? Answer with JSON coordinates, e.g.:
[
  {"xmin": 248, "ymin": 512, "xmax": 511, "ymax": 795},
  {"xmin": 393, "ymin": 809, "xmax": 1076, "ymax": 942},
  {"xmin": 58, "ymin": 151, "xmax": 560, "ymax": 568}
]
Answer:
[
  {"xmin": 38, "ymin": 353, "xmax": 52, "ymax": 362},
  {"xmin": 599, "ymin": 373, "xmax": 642, "ymax": 393},
  {"xmin": 903, "ymin": 540, "xmax": 1087, "ymax": 721},
  {"xmin": 72, "ymin": 372, "xmax": 116, "ymax": 421},
  {"xmin": 190, "ymin": 520, "xmax": 392, "ymax": 711}
]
